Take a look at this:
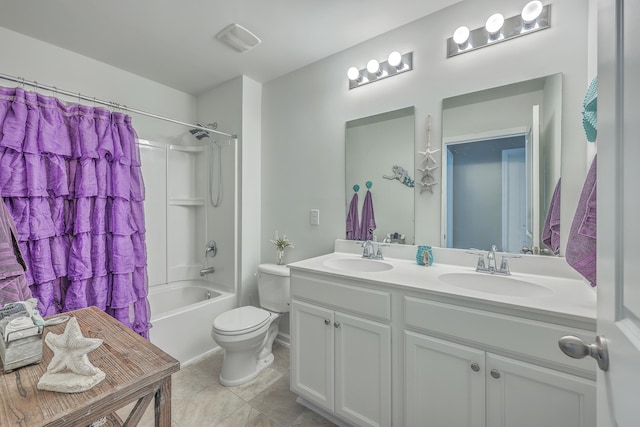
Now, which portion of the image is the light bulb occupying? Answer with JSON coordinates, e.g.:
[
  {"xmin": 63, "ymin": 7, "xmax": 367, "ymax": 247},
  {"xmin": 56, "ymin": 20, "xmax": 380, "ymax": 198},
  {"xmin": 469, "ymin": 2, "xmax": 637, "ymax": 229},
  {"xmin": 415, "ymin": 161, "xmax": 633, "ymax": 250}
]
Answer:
[
  {"xmin": 367, "ymin": 59, "xmax": 380, "ymax": 74},
  {"xmin": 485, "ymin": 13, "xmax": 505, "ymax": 36},
  {"xmin": 388, "ymin": 51, "xmax": 402, "ymax": 68},
  {"xmin": 452, "ymin": 26, "xmax": 470, "ymax": 46},
  {"xmin": 522, "ymin": 1, "xmax": 543, "ymax": 24},
  {"xmin": 347, "ymin": 66, "xmax": 361, "ymax": 81}
]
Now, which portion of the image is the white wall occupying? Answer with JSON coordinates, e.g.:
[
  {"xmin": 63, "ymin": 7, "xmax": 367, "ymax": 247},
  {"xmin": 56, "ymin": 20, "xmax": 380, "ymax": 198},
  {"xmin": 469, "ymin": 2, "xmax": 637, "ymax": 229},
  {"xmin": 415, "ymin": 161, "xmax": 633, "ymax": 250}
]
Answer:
[
  {"xmin": 197, "ymin": 76, "xmax": 262, "ymax": 306},
  {"xmin": 261, "ymin": 0, "xmax": 590, "ymax": 263},
  {"xmin": 0, "ymin": 27, "xmax": 196, "ymax": 142}
]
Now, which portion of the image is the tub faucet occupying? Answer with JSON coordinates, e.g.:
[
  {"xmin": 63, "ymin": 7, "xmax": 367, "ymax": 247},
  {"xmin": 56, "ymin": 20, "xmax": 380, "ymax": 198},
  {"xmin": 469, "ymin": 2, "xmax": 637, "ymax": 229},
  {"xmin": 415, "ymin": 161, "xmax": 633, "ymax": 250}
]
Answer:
[{"xmin": 200, "ymin": 266, "xmax": 216, "ymax": 277}]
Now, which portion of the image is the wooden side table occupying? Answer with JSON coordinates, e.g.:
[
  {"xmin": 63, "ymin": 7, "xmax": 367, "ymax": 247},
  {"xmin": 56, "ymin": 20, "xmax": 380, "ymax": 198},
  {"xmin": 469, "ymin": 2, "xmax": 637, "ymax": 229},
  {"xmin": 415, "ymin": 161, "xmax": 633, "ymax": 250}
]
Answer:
[{"xmin": 0, "ymin": 306, "xmax": 180, "ymax": 426}]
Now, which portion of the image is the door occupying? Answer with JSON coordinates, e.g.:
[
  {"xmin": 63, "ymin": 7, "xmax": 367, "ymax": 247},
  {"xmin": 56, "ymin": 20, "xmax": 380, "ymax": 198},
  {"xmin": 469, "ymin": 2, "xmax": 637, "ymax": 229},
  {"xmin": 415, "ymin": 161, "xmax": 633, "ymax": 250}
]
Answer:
[
  {"xmin": 404, "ymin": 331, "xmax": 485, "ymax": 427},
  {"xmin": 290, "ymin": 300, "xmax": 334, "ymax": 411},
  {"xmin": 597, "ymin": 0, "xmax": 640, "ymax": 425},
  {"xmin": 486, "ymin": 354, "xmax": 595, "ymax": 427},
  {"xmin": 501, "ymin": 147, "xmax": 526, "ymax": 253},
  {"xmin": 334, "ymin": 312, "xmax": 391, "ymax": 427},
  {"xmin": 525, "ymin": 105, "xmax": 540, "ymax": 249}
]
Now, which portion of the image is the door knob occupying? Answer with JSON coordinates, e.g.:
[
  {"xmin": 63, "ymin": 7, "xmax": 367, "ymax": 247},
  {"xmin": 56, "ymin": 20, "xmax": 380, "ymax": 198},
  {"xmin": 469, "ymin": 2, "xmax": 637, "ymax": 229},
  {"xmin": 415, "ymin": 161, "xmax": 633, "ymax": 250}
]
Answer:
[
  {"xmin": 334, "ymin": 321, "xmax": 341, "ymax": 328},
  {"xmin": 470, "ymin": 363, "xmax": 480, "ymax": 372},
  {"xmin": 324, "ymin": 319, "xmax": 331, "ymax": 325},
  {"xmin": 558, "ymin": 335, "xmax": 609, "ymax": 371}
]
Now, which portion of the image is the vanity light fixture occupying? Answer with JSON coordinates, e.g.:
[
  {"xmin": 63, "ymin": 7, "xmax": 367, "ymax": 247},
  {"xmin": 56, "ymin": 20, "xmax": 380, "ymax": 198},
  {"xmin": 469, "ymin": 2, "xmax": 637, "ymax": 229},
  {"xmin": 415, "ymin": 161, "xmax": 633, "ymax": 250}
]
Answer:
[
  {"xmin": 347, "ymin": 51, "xmax": 413, "ymax": 89},
  {"xmin": 452, "ymin": 26, "xmax": 471, "ymax": 50},
  {"xmin": 485, "ymin": 13, "xmax": 505, "ymax": 41},
  {"xmin": 447, "ymin": 1, "xmax": 550, "ymax": 58},
  {"xmin": 521, "ymin": 0, "xmax": 544, "ymax": 29}
]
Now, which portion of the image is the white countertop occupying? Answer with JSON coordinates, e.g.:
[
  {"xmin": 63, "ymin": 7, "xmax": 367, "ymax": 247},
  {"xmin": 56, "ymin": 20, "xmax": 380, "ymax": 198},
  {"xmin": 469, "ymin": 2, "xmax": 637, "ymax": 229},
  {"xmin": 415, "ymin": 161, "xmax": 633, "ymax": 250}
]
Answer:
[{"xmin": 288, "ymin": 243, "xmax": 597, "ymax": 330}]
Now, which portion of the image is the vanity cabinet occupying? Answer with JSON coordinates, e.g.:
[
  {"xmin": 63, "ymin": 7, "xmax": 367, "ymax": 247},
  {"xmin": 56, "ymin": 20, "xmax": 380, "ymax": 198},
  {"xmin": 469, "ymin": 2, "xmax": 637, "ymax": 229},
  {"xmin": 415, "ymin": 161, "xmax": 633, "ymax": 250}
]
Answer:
[
  {"xmin": 290, "ymin": 274, "xmax": 392, "ymax": 427},
  {"xmin": 289, "ymin": 255, "xmax": 597, "ymax": 427},
  {"xmin": 405, "ymin": 331, "xmax": 596, "ymax": 427},
  {"xmin": 403, "ymin": 295, "xmax": 596, "ymax": 427}
]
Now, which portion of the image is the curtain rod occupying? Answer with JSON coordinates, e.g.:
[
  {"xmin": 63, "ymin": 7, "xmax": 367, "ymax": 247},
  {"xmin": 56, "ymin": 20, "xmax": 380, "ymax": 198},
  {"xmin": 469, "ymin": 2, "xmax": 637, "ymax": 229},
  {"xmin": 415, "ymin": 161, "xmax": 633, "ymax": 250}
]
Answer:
[{"xmin": 0, "ymin": 72, "xmax": 237, "ymax": 139}]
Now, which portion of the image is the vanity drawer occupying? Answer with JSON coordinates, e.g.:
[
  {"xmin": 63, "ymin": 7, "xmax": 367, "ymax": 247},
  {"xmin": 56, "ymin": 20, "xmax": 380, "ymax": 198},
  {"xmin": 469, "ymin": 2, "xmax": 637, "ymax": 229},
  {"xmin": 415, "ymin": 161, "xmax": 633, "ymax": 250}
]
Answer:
[
  {"xmin": 404, "ymin": 296, "xmax": 596, "ymax": 377},
  {"xmin": 292, "ymin": 275, "xmax": 391, "ymax": 322}
]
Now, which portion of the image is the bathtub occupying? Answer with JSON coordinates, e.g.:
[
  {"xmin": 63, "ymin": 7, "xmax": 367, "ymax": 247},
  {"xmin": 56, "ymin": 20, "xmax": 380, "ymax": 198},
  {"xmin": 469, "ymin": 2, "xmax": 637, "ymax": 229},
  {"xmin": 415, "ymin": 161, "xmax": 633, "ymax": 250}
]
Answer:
[{"xmin": 148, "ymin": 281, "xmax": 236, "ymax": 366}]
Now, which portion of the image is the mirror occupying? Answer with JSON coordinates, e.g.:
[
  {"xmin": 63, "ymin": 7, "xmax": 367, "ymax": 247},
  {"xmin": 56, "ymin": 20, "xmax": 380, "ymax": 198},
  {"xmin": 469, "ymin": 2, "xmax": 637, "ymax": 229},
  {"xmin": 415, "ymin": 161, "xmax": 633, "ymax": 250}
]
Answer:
[
  {"xmin": 345, "ymin": 107, "xmax": 415, "ymax": 244},
  {"xmin": 441, "ymin": 74, "xmax": 562, "ymax": 254}
]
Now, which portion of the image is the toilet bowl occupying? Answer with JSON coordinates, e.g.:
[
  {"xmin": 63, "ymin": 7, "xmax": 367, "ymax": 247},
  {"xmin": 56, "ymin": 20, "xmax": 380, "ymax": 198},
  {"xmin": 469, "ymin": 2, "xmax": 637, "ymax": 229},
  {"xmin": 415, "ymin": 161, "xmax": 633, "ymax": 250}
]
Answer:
[{"xmin": 211, "ymin": 264, "xmax": 290, "ymax": 386}]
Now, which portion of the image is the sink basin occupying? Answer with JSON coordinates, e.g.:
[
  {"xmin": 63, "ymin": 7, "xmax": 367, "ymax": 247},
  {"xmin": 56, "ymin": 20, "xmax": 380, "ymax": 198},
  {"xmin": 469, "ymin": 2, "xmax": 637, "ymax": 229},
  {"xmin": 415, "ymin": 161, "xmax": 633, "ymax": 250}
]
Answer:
[
  {"xmin": 323, "ymin": 258, "xmax": 393, "ymax": 273},
  {"xmin": 438, "ymin": 272, "xmax": 553, "ymax": 298}
]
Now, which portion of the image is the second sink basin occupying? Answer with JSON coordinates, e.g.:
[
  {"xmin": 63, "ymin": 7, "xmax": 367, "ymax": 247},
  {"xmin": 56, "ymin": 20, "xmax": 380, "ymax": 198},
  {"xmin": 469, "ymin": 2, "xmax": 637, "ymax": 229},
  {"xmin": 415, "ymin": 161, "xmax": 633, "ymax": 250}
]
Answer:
[
  {"xmin": 438, "ymin": 272, "xmax": 553, "ymax": 298},
  {"xmin": 323, "ymin": 257, "xmax": 393, "ymax": 273}
]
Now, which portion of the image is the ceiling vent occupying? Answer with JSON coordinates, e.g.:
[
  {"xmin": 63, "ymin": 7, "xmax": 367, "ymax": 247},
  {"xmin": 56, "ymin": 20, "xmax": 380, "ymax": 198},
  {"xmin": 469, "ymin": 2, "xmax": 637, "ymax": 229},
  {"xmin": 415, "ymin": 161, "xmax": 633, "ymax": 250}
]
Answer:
[{"xmin": 216, "ymin": 23, "xmax": 261, "ymax": 53}]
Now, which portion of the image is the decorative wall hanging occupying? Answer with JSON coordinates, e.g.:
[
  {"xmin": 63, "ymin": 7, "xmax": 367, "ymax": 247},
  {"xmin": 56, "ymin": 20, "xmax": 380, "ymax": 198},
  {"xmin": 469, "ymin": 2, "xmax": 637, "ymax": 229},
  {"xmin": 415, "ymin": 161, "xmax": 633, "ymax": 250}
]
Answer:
[
  {"xmin": 417, "ymin": 115, "xmax": 439, "ymax": 194},
  {"xmin": 383, "ymin": 165, "xmax": 415, "ymax": 188}
]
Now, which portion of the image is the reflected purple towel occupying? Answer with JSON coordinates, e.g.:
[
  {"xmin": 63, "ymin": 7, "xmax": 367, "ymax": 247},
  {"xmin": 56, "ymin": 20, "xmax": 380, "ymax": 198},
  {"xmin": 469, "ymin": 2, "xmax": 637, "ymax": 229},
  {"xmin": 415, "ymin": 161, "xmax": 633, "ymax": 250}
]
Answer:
[
  {"xmin": 542, "ymin": 178, "xmax": 561, "ymax": 255},
  {"xmin": 346, "ymin": 193, "xmax": 360, "ymax": 240},
  {"xmin": 566, "ymin": 157, "xmax": 597, "ymax": 286},
  {"xmin": 360, "ymin": 190, "xmax": 376, "ymax": 241}
]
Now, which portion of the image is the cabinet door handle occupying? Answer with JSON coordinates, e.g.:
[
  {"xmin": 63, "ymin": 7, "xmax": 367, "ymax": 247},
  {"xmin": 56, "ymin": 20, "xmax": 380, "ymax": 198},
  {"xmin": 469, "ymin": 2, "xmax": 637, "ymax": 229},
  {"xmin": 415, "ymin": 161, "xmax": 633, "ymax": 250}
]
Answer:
[
  {"xmin": 470, "ymin": 363, "xmax": 480, "ymax": 372},
  {"xmin": 490, "ymin": 369, "xmax": 501, "ymax": 379},
  {"xmin": 334, "ymin": 321, "xmax": 341, "ymax": 328},
  {"xmin": 324, "ymin": 319, "xmax": 331, "ymax": 325}
]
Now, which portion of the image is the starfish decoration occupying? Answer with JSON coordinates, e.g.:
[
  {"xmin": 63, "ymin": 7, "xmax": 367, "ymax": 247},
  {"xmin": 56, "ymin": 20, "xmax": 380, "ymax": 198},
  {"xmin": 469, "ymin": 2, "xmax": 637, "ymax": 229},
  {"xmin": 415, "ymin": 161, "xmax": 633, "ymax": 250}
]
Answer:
[
  {"xmin": 45, "ymin": 317, "xmax": 103, "ymax": 376},
  {"xmin": 417, "ymin": 165, "xmax": 439, "ymax": 174},
  {"xmin": 417, "ymin": 181, "xmax": 439, "ymax": 194}
]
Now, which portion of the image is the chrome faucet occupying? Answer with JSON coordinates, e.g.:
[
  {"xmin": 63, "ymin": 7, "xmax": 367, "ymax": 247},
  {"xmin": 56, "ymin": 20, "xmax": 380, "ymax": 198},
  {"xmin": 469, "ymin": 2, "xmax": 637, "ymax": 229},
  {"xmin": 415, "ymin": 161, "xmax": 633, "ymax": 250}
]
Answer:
[
  {"xmin": 362, "ymin": 240, "xmax": 376, "ymax": 259},
  {"xmin": 200, "ymin": 266, "xmax": 216, "ymax": 277},
  {"xmin": 486, "ymin": 245, "xmax": 498, "ymax": 272},
  {"xmin": 362, "ymin": 238, "xmax": 387, "ymax": 260},
  {"xmin": 467, "ymin": 245, "xmax": 520, "ymax": 275}
]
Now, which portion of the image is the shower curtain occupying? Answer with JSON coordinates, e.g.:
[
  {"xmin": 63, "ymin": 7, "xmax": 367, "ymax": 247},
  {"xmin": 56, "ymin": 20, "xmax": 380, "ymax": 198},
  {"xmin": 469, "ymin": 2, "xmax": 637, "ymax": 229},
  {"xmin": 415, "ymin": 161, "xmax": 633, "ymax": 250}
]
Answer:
[{"xmin": 0, "ymin": 86, "xmax": 151, "ymax": 338}]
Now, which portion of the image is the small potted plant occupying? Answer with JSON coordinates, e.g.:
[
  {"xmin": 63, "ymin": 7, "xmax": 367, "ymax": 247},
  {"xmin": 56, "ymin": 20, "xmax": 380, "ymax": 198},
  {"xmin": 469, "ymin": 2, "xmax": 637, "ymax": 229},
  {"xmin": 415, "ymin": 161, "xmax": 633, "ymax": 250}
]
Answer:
[{"xmin": 270, "ymin": 231, "xmax": 294, "ymax": 265}]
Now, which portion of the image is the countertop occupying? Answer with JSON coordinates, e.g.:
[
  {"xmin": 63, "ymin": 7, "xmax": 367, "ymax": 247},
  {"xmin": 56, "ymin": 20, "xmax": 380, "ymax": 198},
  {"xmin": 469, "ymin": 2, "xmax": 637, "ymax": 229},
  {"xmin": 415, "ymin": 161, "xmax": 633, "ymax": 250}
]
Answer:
[{"xmin": 288, "ymin": 249, "xmax": 597, "ymax": 330}]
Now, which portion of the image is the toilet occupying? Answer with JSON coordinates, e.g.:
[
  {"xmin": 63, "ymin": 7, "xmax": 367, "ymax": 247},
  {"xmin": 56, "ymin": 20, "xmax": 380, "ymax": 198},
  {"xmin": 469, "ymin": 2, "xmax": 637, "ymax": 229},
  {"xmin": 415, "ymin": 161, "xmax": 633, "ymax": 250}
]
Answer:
[{"xmin": 211, "ymin": 263, "xmax": 290, "ymax": 386}]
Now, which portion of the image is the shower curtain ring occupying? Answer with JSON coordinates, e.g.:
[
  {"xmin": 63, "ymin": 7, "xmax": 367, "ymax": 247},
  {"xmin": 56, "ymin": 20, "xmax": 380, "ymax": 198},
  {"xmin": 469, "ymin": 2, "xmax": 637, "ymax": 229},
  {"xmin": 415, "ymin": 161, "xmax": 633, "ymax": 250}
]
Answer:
[
  {"xmin": 33, "ymin": 81, "xmax": 39, "ymax": 92},
  {"xmin": 52, "ymin": 86, "xmax": 58, "ymax": 97}
]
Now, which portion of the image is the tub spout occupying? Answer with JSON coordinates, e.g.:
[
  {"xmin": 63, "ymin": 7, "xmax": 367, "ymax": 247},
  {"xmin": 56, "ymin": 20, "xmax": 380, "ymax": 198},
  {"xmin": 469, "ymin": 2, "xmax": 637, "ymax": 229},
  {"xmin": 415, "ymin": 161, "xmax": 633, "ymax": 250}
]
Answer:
[{"xmin": 200, "ymin": 266, "xmax": 216, "ymax": 277}]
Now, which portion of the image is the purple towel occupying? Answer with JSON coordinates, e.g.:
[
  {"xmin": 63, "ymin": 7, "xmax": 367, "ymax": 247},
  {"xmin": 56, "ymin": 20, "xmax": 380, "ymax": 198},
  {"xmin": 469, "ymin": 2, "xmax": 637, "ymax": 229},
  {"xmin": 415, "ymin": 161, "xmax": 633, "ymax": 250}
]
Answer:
[
  {"xmin": 346, "ymin": 193, "xmax": 360, "ymax": 240},
  {"xmin": 542, "ymin": 178, "xmax": 561, "ymax": 255},
  {"xmin": 360, "ymin": 190, "xmax": 376, "ymax": 241},
  {"xmin": 566, "ymin": 156, "xmax": 597, "ymax": 286}
]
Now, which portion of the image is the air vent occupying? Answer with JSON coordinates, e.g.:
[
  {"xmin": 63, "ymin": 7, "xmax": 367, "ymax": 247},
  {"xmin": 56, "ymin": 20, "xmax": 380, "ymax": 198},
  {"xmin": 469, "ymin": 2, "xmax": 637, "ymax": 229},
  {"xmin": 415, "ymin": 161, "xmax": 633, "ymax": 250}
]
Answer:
[{"xmin": 216, "ymin": 23, "xmax": 261, "ymax": 53}]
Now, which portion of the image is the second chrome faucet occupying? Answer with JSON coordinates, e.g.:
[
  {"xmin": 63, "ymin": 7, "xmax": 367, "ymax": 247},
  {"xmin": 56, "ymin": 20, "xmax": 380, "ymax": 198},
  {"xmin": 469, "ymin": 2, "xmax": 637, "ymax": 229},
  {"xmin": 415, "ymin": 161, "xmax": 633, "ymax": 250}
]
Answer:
[{"xmin": 467, "ymin": 245, "xmax": 520, "ymax": 275}]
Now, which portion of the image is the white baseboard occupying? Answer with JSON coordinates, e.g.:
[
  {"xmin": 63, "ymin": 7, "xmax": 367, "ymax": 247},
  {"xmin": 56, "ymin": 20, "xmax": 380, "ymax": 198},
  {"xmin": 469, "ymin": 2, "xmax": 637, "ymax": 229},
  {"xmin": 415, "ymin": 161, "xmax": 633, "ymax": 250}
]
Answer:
[{"xmin": 275, "ymin": 331, "xmax": 290, "ymax": 348}]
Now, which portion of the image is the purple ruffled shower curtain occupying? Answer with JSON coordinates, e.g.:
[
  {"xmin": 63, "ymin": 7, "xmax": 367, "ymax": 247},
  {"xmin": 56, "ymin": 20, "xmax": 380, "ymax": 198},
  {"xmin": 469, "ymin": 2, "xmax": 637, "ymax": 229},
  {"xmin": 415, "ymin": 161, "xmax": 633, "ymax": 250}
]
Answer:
[{"xmin": 0, "ymin": 86, "xmax": 151, "ymax": 338}]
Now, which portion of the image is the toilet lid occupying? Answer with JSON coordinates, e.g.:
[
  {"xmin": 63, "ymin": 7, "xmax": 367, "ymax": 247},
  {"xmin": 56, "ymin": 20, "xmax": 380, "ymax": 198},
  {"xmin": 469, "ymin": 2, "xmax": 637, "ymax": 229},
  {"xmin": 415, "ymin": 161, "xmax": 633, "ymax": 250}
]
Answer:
[{"xmin": 214, "ymin": 306, "xmax": 272, "ymax": 335}]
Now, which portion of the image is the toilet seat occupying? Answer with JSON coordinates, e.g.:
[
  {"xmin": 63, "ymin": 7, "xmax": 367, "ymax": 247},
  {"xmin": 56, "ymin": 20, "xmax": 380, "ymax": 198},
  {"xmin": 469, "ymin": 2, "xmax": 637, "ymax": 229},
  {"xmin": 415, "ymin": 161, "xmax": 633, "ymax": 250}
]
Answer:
[{"xmin": 213, "ymin": 306, "xmax": 272, "ymax": 336}]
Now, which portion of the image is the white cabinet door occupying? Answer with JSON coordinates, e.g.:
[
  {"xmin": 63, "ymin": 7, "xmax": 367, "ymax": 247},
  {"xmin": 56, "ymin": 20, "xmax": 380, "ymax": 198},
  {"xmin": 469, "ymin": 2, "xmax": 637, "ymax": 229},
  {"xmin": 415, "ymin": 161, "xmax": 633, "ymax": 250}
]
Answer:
[
  {"xmin": 291, "ymin": 300, "xmax": 334, "ymax": 411},
  {"xmin": 486, "ymin": 353, "xmax": 596, "ymax": 427},
  {"xmin": 334, "ymin": 312, "xmax": 391, "ymax": 427},
  {"xmin": 404, "ymin": 331, "xmax": 485, "ymax": 427}
]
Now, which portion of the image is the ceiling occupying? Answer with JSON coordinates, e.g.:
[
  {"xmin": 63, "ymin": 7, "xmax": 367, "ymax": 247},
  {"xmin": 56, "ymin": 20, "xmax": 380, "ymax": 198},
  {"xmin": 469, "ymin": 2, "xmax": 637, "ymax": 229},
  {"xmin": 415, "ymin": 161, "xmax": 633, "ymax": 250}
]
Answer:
[{"xmin": 0, "ymin": 0, "xmax": 461, "ymax": 95}]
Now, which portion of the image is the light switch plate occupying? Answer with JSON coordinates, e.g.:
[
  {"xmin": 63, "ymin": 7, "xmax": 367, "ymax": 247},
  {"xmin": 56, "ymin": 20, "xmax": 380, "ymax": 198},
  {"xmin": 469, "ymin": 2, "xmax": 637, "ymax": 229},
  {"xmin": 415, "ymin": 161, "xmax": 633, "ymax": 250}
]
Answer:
[{"xmin": 310, "ymin": 209, "xmax": 320, "ymax": 225}]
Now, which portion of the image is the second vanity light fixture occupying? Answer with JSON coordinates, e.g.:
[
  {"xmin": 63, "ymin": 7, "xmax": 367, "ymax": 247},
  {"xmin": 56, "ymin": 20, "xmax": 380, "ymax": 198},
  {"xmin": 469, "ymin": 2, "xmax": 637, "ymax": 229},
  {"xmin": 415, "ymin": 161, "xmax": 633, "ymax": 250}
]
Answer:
[
  {"xmin": 347, "ymin": 51, "xmax": 413, "ymax": 89},
  {"xmin": 447, "ymin": 1, "xmax": 550, "ymax": 58}
]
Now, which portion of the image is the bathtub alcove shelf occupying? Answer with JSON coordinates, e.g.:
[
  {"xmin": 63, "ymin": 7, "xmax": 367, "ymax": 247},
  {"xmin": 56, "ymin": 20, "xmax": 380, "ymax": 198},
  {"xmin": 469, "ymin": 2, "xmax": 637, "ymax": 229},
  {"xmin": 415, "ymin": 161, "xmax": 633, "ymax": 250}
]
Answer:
[
  {"xmin": 167, "ymin": 143, "xmax": 208, "ymax": 284},
  {"xmin": 168, "ymin": 198, "xmax": 206, "ymax": 206}
]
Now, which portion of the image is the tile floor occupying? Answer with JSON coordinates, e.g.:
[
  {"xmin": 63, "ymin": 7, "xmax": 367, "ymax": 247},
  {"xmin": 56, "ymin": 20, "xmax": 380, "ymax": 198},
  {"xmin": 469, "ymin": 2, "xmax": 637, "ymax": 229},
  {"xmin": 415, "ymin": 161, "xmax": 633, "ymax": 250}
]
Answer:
[{"xmin": 116, "ymin": 343, "xmax": 337, "ymax": 426}]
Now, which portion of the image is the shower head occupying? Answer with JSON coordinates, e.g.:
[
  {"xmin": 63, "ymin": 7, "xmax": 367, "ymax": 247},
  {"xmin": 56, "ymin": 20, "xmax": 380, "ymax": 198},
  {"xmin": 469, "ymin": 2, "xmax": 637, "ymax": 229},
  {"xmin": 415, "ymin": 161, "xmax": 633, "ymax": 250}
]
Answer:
[{"xmin": 190, "ymin": 124, "xmax": 211, "ymax": 140}]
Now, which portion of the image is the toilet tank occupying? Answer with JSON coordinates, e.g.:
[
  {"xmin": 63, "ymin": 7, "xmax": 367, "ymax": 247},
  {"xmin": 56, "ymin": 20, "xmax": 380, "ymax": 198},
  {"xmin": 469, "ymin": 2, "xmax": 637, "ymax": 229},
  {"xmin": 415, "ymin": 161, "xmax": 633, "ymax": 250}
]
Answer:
[{"xmin": 257, "ymin": 264, "xmax": 291, "ymax": 313}]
